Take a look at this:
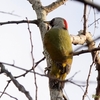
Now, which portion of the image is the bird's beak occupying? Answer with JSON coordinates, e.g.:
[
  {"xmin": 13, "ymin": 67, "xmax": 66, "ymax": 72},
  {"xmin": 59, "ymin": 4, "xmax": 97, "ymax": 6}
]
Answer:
[
  {"xmin": 44, "ymin": 21, "xmax": 52, "ymax": 30},
  {"xmin": 44, "ymin": 21, "xmax": 50, "ymax": 24}
]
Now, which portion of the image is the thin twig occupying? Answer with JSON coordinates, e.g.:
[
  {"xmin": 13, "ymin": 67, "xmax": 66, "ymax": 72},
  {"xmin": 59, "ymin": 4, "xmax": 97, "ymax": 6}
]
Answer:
[
  {"xmin": 14, "ymin": 68, "xmax": 33, "ymax": 78},
  {"xmin": 0, "ymin": 19, "xmax": 40, "ymax": 26},
  {"xmin": 35, "ymin": 57, "xmax": 45, "ymax": 68},
  {"xmin": 26, "ymin": 17, "xmax": 38, "ymax": 100},
  {"xmin": 88, "ymin": 18, "xmax": 100, "ymax": 27},
  {"xmin": 0, "ymin": 61, "xmax": 32, "ymax": 72},
  {"xmin": 0, "ymin": 61, "xmax": 46, "ymax": 76},
  {"xmin": 68, "ymin": 71, "xmax": 80, "ymax": 80},
  {"xmin": 82, "ymin": 62, "xmax": 94, "ymax": 100},
  {"xmin": 14, "ymin": 56, "xmax": 46, "ymax": 79},
  {"xmin": 0, "ymin": 91, "xmax": 18, "ymax": 100},
  {"xmin": 0, "ymin": 81, "xmax": 10, "ymax": 98},
  {"xmin": 0, "ymin": 11, "xmax": 20, "ymax": 17},
  {"xmin": 75, "ymin": 0, "xmax": 100, "ymax": 11},
  {"xmin": 67, "ymin": 79, "xmax": 85, "ymax": 87},
  {"xmin": 83, "ymin": 3, "xmax": 87, "ymax": 35},
  {"xmin": 26, "ymin": 18, "xmax": 34, "ymax": 66},
  {"xmin": 92, "ymin": 5, "xmax": 97, "ymax": 35},
  {"xmin": 80, "ymin": 87, "xmax": 91, "ymax": 100},
  {"xmin": 73, "ymin": 47, "xmax": 100, "ymax": 56}
]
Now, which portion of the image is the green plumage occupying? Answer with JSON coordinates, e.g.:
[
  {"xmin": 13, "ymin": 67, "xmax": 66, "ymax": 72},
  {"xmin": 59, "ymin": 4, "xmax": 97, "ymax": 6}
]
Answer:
[{"xmin": 44, "ymin": 28, "xmax": 73, "ymax": 89}]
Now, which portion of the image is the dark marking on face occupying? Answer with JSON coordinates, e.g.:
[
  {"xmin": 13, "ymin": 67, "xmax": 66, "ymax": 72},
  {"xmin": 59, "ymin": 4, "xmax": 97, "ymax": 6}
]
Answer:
[{"xmin": 49, "ymin": 18, "xmax": 55, "ymax": 27}]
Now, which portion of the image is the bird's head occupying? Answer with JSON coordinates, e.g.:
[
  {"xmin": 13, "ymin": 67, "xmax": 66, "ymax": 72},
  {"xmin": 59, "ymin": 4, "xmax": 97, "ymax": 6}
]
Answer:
[{"xmin": 44, "ymin": 17, "xmax": 68, "ymax": 30}]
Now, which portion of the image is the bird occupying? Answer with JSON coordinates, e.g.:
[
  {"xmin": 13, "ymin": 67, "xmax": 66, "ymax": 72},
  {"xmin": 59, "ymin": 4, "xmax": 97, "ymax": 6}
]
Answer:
[{"xmin": 43, "ymin": 17, "xmax": 73, "ymax": 90}]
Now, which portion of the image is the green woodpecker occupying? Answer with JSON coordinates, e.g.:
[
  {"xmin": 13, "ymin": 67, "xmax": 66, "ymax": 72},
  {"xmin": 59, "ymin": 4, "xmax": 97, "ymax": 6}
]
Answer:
[{"xmin": 44, "ymin": 17, "xmax": 73, "ymax": 90}]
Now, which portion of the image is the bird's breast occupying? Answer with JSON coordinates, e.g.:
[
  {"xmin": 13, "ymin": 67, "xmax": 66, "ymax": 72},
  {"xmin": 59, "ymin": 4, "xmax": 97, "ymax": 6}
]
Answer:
[{"xmin": 44, "ymin": 28, "xmax": 73, "ymax": 64}]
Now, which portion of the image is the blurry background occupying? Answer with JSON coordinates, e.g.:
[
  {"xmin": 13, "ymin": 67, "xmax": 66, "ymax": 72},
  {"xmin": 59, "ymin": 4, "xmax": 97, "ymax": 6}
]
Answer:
[{"xmin": 0, "ymin": 0, "xmax": 100, "ymax": 100}]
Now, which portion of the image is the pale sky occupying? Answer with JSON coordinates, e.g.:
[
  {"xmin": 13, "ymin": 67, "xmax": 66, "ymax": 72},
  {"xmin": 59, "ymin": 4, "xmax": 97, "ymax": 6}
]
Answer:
[{"xmin": 0, "ymin": 0, "xmax": 100, "ymax": 100}]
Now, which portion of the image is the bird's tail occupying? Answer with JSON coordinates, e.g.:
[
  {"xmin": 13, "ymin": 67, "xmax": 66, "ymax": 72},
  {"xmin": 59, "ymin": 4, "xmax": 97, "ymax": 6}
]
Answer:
[{"xmin": 48, "ymin": 62, "xmax": 71, "ymax": 90}]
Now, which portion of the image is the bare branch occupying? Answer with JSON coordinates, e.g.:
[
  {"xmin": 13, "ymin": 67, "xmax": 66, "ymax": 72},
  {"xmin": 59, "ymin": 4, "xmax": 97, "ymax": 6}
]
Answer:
[
  {"xmin": 0, "ymin": 63, "xmax": 33, "ymax": 100},
  {"xmin": 0, "ymin": 19, "xmax": 41, "ymax": 26},
  {"xmin": 44, "ymin": 0, "xmax": 67, "ymax": 14},
  {"xmin": 0, "ymin": 10, "xmax": 20, "ymax": 17},
  {"xmin": 0, "ymin": 61, "xmax": 31, "ymax": 72},
  {"xmin": 14, "ymin": 69, "xmax": 33, "ymax": 79},
  {"xmin": 26, "ymin": 18, "xmax": 38, "ymax": 100},
  {"xmin": 71, "ymin": 30, "xmax": 92, "ymax": 45},
  {"xmin": 0, "ymin": 91, "xmax": 18, "ymax": 100},
  {"xmin": 83, "ymin": 3, "xmax": 88, "ymax": 35},
  {"xmin": 0, "ymin": 61, "xmax": 47, "ymax": 77},
  {"xmin": 0, "ymin": 81, "xmax": 10, "ymax": 98},
  {"xmin": 68, "ymin": 79, "xmax": 85, "ymax": 87},
  {"xmin": 68, "ymin": 71, "xmax": 80, "ymax": 80},
  {"xmin": 35, "ymin": 57, "xmax": 45, "ymax": 67},
  {"xmin": 70, "ymin": 31, "xmax": 87, "ymax": 45},
  {"xmin": 73, "ymin": 46, "xmax": 100, "ymax": 56},
  {"xmin": 71, "ymin": 30, "xmax": 100, "ymax": 47},
  {"xmin": 88, "ymin": 18, "xmax": 100, "ymax": 27},
  {"xmin": 82, "ymin": 62, "xmax": 94, "ymax": 100},
  {"xmin": 26, "ymin": 18, "xmax": 34, "ymax": 66},
  {"xmin": 75, "ymin": 0, "xmax": 100, "ymax": 11}
]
